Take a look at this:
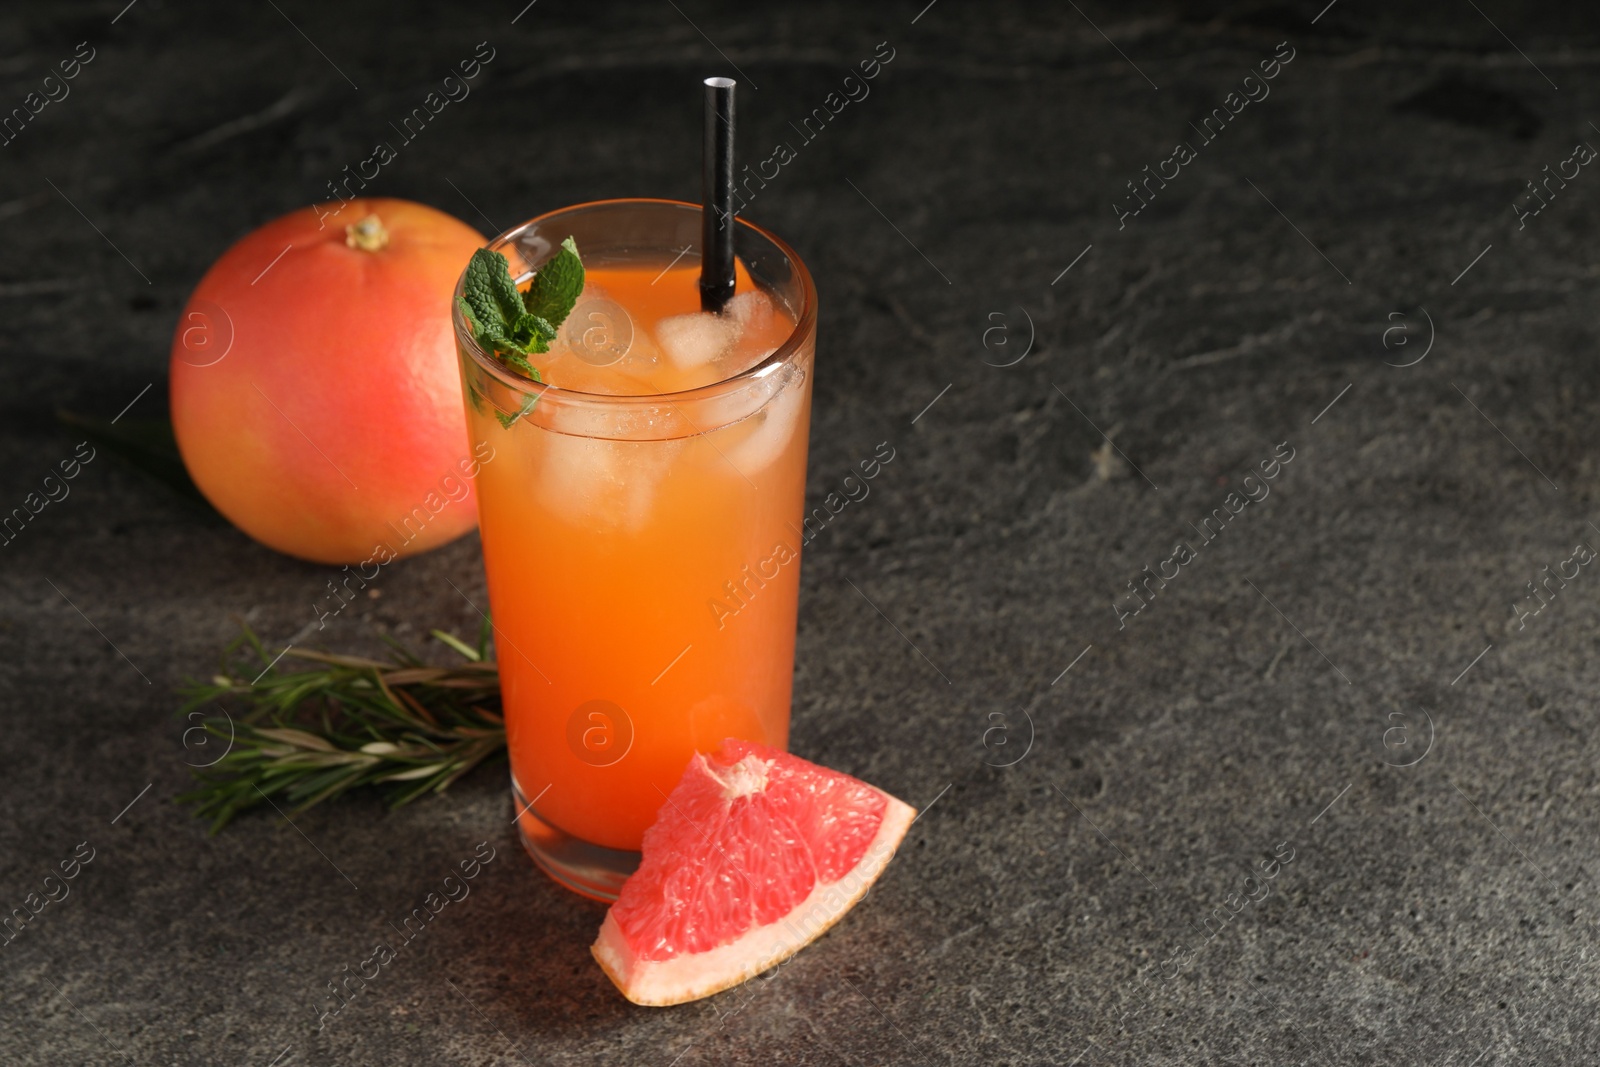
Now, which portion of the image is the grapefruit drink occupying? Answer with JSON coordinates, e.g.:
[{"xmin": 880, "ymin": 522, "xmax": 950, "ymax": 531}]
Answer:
[{"xmin": 453, "ymin": 199, "xmax": 816, "ymax": 900}]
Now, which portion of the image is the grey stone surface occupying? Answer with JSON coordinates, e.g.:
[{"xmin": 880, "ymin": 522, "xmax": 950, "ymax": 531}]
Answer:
[{"xmin": 3, "ymin": 0, "xmax": 1600, "ymax": 1063}]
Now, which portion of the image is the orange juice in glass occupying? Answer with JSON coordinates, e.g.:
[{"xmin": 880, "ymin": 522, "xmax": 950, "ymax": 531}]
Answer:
[{"xmin": 453, "ymin": 199, "xmax": 816, "ymax": 900}]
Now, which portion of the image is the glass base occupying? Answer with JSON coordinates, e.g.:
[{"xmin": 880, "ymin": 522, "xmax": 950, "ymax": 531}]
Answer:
[{"xmin": 511, "ymin": 773, "xmax": 640, "ymax": 902}]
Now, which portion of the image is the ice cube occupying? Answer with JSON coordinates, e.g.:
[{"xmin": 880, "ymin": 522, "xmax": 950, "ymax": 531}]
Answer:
[
  {"xmin": 535, "ymin": 432, "xmax": 617, "ymax": 524},
  {"xmin": 724, "ymin": 373, "xmax": 807, "ymax": 478},
  {"xmin": 536, "ymin": 431, "xmax": 681, "ymax": 531},
  {"xmin": 724, "ymin": 290, "xmax": 774, "ymax": 334},
  {"xmin": 656, "ymin": 310, "xmax": 739, "ymax": 371}
]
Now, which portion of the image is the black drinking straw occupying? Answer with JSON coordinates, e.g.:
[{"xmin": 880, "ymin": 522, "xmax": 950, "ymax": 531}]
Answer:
[{"xmin": 700, "ymin": 76, "xmax": 737, "ymax": 313}]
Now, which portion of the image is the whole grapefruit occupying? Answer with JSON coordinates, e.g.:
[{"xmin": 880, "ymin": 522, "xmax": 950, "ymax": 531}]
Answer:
[{"xmin": 170, "ymin": 198, "xmax": 486, "ymax": 564}]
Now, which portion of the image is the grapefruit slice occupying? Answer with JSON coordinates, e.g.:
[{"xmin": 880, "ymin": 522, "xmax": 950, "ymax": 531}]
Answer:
[{"xmin": 591, "ymin": 739, "xmax": 916, "ymax": 1006}]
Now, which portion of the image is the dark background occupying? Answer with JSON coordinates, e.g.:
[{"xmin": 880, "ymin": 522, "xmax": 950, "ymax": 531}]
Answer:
[{"xmin": 4, "ymin": 0, "xmax": 1600, "ymax": 1063}]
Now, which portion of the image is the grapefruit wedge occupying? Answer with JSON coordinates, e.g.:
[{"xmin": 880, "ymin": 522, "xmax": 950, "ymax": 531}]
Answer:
[{"xmin": 592, "ymin": 739, "xmax": 916, "ymax": 1006}]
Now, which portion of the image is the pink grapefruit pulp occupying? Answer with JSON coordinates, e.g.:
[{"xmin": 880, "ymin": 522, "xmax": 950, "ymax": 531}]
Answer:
[{"xmin": 592, "ymin": 740, "xmax": 916, "ymax": 1006}]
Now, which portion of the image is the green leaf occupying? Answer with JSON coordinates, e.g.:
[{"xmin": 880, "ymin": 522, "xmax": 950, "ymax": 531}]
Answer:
[
  {"xmin": 478, "ymin": 318, "xmax": 512, "ymax": 351},
  {"xmin": 462, "ymin": 248, "xmax": 526, "ymax": 334},
  {"xmin": 510, "ymin": 313, "xmax": 557, "ymax": 351},
  {"xmin": 494, "ymin": 393, "xmax": 538, "ymax": 429},
  {"xmin": 459, "ymin": 294, "xmax": 511, "ymax": 356},
  {"xmin": 523, "ymin": 237, "xmax": 585, "ymax": 330},
  {"xmin": 501, "ymin": 351, "xmax": 538, "ymax": 378}
]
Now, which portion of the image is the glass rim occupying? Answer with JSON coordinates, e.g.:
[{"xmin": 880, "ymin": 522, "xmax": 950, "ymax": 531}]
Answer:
[{"xmin": 452, "ymin": 197, "xmax": 817, "ymax": 409}]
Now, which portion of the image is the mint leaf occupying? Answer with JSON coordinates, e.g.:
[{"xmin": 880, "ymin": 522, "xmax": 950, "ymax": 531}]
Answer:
[
  {"xmin": 470, "ymin": 314, "xmax": 512, "ymax": 354},
  {"xmin": 523, "ymin": 237, "xmax": 584, "ymax": 330},
  {"xmin": 502, "ymin": 351, "xmax": 538, "ymax": 378},
  {"xmin": 510, "ymin": 312, "xmax": 557, "ymax": 354},
  {"xmin": 463, "ymin": 248, "xmax": 526, "ymax": 333},
  {"xmin": 458, "ymin": 297, "xmax": 506, "ymax": 348},
  {"xmin": 495, "ymin": 393, "xmax": 539, "ymax": 429}
]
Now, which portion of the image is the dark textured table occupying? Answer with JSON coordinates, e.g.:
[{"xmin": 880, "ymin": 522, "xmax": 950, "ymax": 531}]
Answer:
[{"xmin": 5, "ymin": 1, "xmax": 1600, "ymax": 1063}]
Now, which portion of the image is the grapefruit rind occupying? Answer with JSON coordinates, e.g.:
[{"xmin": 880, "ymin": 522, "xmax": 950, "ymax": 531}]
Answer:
[{"xmin": 591, "ymin": 792, "xmax": 916, "ymax": 1007}]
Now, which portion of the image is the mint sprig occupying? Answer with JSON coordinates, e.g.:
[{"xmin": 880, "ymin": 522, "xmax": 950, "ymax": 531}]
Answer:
[{"xmin": 458, "ymin": 238, "xmax": 585, "ymax": 373}]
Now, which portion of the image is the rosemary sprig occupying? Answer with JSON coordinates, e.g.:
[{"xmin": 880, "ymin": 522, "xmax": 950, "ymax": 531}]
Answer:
[{"xmin": 177, "ymin": 620, "xmax": 506, "ymax": 833}]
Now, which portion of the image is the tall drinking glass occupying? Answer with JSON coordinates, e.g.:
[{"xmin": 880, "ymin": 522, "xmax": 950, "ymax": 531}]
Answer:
[{"xmin": 453, "ymin": 199, "xmax": 816, "ymax": 900}]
